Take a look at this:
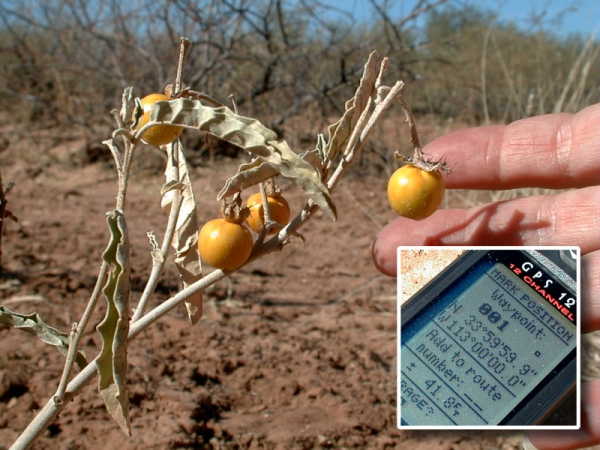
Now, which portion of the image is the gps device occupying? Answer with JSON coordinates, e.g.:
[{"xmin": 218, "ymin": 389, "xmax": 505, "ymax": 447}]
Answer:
[{"xmin": 399, "ymin": 248, "xmax": 578, "ymax": 427}]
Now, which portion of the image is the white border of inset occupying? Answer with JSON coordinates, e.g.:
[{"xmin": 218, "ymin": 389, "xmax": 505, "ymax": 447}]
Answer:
[{"xmin": 396, "ymin": 245, "xmax": 581, "ymax": 430}]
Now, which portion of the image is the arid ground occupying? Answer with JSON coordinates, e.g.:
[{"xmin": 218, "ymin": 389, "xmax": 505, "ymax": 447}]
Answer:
[{"xmin": 0, "ymin": 137, "xmax": 590, "ymax": 449}]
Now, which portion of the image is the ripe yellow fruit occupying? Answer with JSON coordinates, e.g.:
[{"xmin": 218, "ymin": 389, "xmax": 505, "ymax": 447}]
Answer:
[
  {"xmin": 198, "ymin": 218, "xmax": 253, "ymax": 271},
  {"xmin": 387, "ymin": 165, "xmax": 444, "ymax": 220},
  {"xmin": 136, "ymin": 93, "xmax": 183, "ymax": 146},
  {"xmin": 245, "ymin": 193, "xmax": 291, "ymax": 234}
]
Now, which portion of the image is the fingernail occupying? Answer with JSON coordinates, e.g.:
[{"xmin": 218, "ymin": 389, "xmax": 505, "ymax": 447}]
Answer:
[
  {"xmin": 371, "ymin": 239, "xmax": 382, "ymax": 271},
  {"xmin": 371, "ymin": 236, "xmax": 397, "ymax": 277}
]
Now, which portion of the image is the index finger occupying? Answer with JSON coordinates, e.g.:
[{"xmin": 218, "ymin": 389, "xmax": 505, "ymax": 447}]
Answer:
[{"xmin": 424, "ymin": 104, "xmax": 600, "ymax": 189}]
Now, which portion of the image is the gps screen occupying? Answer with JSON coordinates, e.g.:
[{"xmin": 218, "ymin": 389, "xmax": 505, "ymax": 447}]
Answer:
[{"xmin": 400, "ymin": 258, "xmax": 576, "ymax": 426}]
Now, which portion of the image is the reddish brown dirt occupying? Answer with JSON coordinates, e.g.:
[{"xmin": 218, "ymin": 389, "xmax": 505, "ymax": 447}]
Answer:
[{"xmin": 0, "ymin": 147, "xmax": 524, "ymax": 449}]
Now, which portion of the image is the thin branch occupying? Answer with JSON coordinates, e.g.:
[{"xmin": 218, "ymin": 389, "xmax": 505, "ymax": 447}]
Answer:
[
  {"xmin": 131, "ymin": 190, "xmax": 182, "ymax": 322},
  {"xmin": 49, "ymin": 260, "xmax": 108, "ymax": 409},
  {"xmin": 174, "ymin": 37, "xmax": 190, "ymax": 94},
  {"xmin": 396, "ymin": 92, "xmax": 421, "ymax": 151},
  {"xmin": 132, "ymin": 37, "xmax": 190, "ymax": 321},
  {"xmin": 258, "ymin": 180, "xmax": 275, "ymax": 233},
  {"xmin": 554, "ymin": 30, "xmax": 598, "ymax": 113},
  {"xmin": 54, "ymin": 323, "xmax": 78, "ymax": 402}
]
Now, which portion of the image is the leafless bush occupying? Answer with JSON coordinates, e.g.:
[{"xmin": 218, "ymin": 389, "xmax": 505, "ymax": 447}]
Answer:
[
  {"xmin": 416, "ymin": 4, "xmax": 600, "ymax": 123},
  {"xmin": 1, "ymin": 1, "xmax": 597, "ymax": 168},
  {"xmin": 0, "ymin": 1, "xmax": 447, "ymax": 144}
]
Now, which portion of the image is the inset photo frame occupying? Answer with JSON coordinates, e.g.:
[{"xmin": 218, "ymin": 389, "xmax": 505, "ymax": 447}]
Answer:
[{"xmin": 397, "ymin": 247, "xmax": 580, "ymax": 430}]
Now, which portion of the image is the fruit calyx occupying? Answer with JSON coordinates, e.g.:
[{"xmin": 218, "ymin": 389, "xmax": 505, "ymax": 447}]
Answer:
[
  {"xmin": 221, "ymin": 192, "xmax": 249, "ymax": 224},
  {"xmin": 396, "ymin": 147, "xmax": 449, "ymax": 173}
]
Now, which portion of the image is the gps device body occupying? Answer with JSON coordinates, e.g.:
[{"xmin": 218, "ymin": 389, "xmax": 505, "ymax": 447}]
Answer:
[{"xmin": 399, "ymin": 248, "xmax": 578, "ymax": 427}]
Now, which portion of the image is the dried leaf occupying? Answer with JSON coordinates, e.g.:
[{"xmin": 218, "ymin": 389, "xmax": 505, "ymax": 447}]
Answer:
[
  {"xmin": 95, "ymin": 210, "xmax": 131, "ymax": 436},
  {"xmin": 301, "ymin": 133, "xmax": 327, "ymax": 177},
  {"xmin": 325, "ymin": 51, "xmax": 381, "ymax": 166},
  {"xmin": 0, "ymin": 306, "xmax": 87, "ymax": 369},
  {"xmin": 148, "ymin": 98, "xmax": 336, "ymax": 220},
  {"xmin": 161, "ymin": 142, "xmax": 203, "ymax": 324},
  {"xmin": 119, "ymin": 87, "xmax": 135, "ymax": 127},
  {"xmin": 218, "ymin": 159, "xmax": 278, "ymax": 192}
]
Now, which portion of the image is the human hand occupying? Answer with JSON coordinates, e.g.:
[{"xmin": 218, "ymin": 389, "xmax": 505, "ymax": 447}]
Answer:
[{"xmin": 372, "ymin": 104, "xmax": 600, "ymax": 449}]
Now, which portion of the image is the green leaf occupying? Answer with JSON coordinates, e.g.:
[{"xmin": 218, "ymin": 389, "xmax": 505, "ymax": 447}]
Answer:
[
  {"xmin": 148, "ymin": 98, "xmax": 337, "ymax": 220},
  {"xmin": 0, "ymin": 306, "xmax": 87, "ymax": 370},
  {"xmin": 94, "ymin": 210, "xmax": 131, "ymax": 436}
]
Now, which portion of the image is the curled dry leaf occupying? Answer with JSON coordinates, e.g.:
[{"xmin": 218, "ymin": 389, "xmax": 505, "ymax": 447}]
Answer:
[
  {"xmin": 147, "ymin": 98, "xmax": 336, "ymax": 220},
  {"xmin": 119, "ymin": 87, "xmax": 135, "ymax": 128},
  {"xmin": 161, "ymin": 142, "xmax": 203, "ymax": 324},
  {"xmin": 324, "ymin": 51, "xmax": 382, "ymax": 174},
  {"xmin": 0, "ymin": 306, "xmax": 87, "ymax": 370},
  {"xmin": 95, "ymin": 210, "xmax": 131, "ymax": 436},
  {"xmin": 300, "ymin": 133, "xmax": 327, "ymax": 179}
]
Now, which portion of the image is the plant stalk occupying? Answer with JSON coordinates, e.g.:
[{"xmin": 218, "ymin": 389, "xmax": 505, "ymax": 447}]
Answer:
[{"xmin": 131, "ymin": 190, "xmax": 182, "ymax": 321}]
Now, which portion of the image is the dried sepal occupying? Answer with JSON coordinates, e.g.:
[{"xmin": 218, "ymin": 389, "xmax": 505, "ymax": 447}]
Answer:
[
  {"xmin": 394, "ymin": 95, "xmax": 450, "ymax": 174},
  {"xmin": 221, "ymin": 192, "xmax": 249, "ymax": 224},
  {"xmin": 396, "ymin": 147, "xmax": 449, "ymax": 174}
]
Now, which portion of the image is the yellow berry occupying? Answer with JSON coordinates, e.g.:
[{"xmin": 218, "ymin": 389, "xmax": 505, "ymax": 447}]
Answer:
[
  {"xmin": 198, "ymin": 218, "xmax": 253, "ymax": 270},
  {"xmin": 136, "ymin": 93, "xmax": 183, "ymax": 146}
]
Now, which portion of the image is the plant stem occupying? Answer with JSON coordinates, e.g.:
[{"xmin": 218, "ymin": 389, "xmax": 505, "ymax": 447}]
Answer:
[
  {"xmin": 132, "ymin": 35, "xmax": 190, "ymax": 321},
  {"xmin": 328, "ymin": 80, "xmax": 404, "ymax": 191},
  {"xmin": 54, "ymin": 323, "xmax": 77, "ymax": 402},
  {"xmin": 131, "ymin": 190, "xmax": 182, "ymax": 322},
  {"xmin": 174, "ymin": 37, "xmax": 190, "ymax": 94},
  {"xmin": 258, "ymin": 181, "xmax": 274, "ymax": 231},
  {"xmin": 115, "ymin": 141, "xmax": 134, "ymax": 211},
  {"xmin": 10, "ymin": 269, "xmax": 226, "ymax": 450},
  {"xmin": 396, "ymin": 94, "xmax": 421, "ymax": 151}
]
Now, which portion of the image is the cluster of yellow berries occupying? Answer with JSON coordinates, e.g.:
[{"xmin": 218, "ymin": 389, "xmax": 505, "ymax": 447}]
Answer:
[
  {"xmin": 136, "ymin": 93, "xmax": 291, "ymax": 271},
  {"xmin": 198, "ymin": 193, "xmax": 291, "ymax": 271},
  {"xmin": 138, "ymin": 92, "xmax": 444, "ymax": 272}
]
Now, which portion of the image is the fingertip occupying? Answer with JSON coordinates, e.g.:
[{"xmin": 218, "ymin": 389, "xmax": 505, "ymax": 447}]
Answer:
[
  {"xmin": 372, "ymin": 215, "xmax": 437, "ymax": 277},
  {"xmin": 371, "ymin": 233, "xmax": 397, "ymax": 277}
]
